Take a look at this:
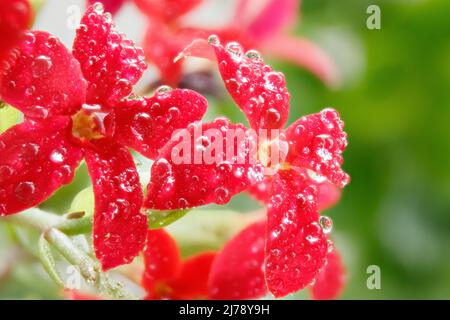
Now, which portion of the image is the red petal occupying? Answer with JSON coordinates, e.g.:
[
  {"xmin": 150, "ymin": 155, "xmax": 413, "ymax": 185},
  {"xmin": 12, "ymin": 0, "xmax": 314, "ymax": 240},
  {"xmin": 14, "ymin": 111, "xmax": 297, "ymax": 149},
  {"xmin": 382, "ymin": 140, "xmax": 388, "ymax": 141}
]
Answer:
[
  {"xmin": 73, "ymin": 5, "xmax": 147, "ymax": 107},
  {"xmin": 0, "ymin": 0, "xmax": 31, "ymax": 66},
  {"xmin": 85, "ymin": 139, "xmax": 147, "ymax": 270},
  {"xmin": 235, "ymin": 0, "xmax": 298, "ymax": 42},
  {"xmin": 142, "ymin": 229, "xmax": 182, "ymax": 292},
  {"xmin": 310, "ymin": 248, "xmax": 346, "ymax": 300},
  {"xmin": 87, "ymin": 0, "xmax": 126, "ymax": 15},
  {"xmin": 247, "ymin": 176, "xmax": 272, "ymax": 204},
  {"xmin": 208, "ymin": 221, "xmax": 267, "ymax": 300},
  {"xmin": 145, "ymin": 118, "xmax": 264, "ymax": 210},
  {"xmin": 317, "ymin": 180, "xmax": 341, "ymax": 211},
  {"xmin": 142, "ymin": 22, "xmax": 209, "ymax": 86},
  {"xmin": 248, "ymin": 173, "xmax": 341, "ymax": 211},
  {"xmin": 169, "ymin": 252, "xmax": 216, "ymax": 299},
  {"xmin": 285, "ymin": 109, "xmax": 350, "ymax": 188},
  {"xmin": 134, "ymin": 0, "xmax": 202, "ymax": 22},
  {"xmin": 180, "ymin": 38, "xmax": 290, "ymax": 131},
  {"xmin": 263, "ymin": 35, "xmax": 339, "ymax": 86},
  {"xmin": 0, "ymin": 117, "xmax": 83, "ymax": 216},
  {"xmin": 265, "ymin": 171, "xmax": 328, "ymax": 297},
  {"xmin": 0, "ymin": 31, "xmax": 86, "ymax": 119},
  {"xmin": 112, "ymin": 88, "xmax": 207, "ymax": 159}
]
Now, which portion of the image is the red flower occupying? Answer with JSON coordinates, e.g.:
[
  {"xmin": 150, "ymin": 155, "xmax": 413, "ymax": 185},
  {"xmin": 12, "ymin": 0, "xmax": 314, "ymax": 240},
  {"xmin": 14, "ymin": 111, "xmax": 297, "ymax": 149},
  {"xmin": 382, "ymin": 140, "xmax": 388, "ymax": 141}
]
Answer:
[
  {"xmin": 0, "ymin": 4, "xmax": 207, "ymax": 270},
  {"xmin": 143, "ymin": 229, "xmax": 216, "ymax": 300},
  {"xmin": 209, "ymin": 220, "xmax": 346, "ymax": 300},
  {"xmin": 91, "ymin": 0, "xmax": 336, "ymax": 86},
  {"xmin": 0, "ymin": 0, "xmax": 31, "ymax": 68},
  {"xmin": 145, "ymin": 38, "xmax": 349, "ymax": 297}
]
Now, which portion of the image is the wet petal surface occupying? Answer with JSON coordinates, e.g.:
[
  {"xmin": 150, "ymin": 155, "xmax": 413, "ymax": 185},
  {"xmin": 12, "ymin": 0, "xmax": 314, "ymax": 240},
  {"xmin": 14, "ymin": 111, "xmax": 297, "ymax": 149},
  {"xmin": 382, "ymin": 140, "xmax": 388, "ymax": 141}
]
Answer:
[
  {"xmin": 208, "ymin": 221, "xmax": 267, "ymax": 300},
  {"xmin": 0, "ymin": 117, "xmax": 83, "ymax": 215},
  {"xmin": 73, "ymin": 5, "xmax": 146, "ymax": 107},
  {"xmin": 265, "ymin": 171, "xmax": 328, "ymax": 297},
  {"xmin": 85, "ymin": 138, "xmax": 147, "ymax": 270},
  {"xmin": 112, "ymin": 88, "xmax": 207, "ymax": 159},
  {"xmin": 180, "ymin": 38, "xmax": 290, "ymax": 131},
  {"xmin": 285, "ymin": 109, "xmax": 350, "ymax": 188},
  {"xmin": 145, "ymin": 118, "xmax": 264, "ymax": 210},
  {"xmin": 1, "ymin": 31, "xmax": 86, "ymax": 119}
]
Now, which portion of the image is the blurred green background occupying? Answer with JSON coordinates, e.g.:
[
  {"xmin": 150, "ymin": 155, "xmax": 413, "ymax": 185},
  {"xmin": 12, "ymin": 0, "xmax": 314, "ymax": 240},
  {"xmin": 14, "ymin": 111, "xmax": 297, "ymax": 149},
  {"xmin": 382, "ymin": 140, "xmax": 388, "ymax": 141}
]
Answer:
[{"xmin": 1, "ymin": 0, "xmax": 450, "ymax": 299}]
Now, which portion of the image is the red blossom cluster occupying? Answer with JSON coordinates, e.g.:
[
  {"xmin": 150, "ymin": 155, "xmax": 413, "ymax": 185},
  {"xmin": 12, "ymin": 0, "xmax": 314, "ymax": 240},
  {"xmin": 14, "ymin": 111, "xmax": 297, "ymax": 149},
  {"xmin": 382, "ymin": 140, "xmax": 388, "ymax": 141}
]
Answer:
[{"xmin": 0, "ymin": 1, "xmax": 348, "ymax": 300}]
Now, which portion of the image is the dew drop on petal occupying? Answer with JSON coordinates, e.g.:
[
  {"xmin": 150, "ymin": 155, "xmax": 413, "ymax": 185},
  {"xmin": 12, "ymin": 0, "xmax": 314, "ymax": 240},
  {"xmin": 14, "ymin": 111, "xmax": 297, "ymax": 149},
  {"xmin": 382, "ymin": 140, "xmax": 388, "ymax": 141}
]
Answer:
[
  {"xmin": 207, "ymin": 34, "xmax": 220, "ymax": 45},
  {"xmin": 15, "ymin": 181, "xmax": 36, "ymax": 201},
  {"xmin": 319, "ymin": 216, "xmax": 333, "ymax": 234},
  {"xmin": 245, "ymin": 49, "xmax": 262, "ymax": 61},
  {"xmin": 93, "ymin": 2, "xmax": 104, "ymax": 14},
  {"xmin": 31, "ymin": 55, "xmax": 52, "ymax": 78},
  {"xmin": 156, "ymin": 85, "xmax": 172, "ymax": 94}
]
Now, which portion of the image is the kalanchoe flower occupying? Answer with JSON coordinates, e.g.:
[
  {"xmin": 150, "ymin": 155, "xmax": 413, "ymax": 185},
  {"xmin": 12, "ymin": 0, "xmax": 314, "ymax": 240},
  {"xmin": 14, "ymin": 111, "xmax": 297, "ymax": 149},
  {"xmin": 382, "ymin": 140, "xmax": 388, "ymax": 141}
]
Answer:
[
  {"xmin": 145, "ymin": 37, "xmax": 349, "ymax": 297},
  {"xmin": 0, "ymin": 0, "xmax": 31, "ymax": 70},
  {"xmin": 92, "ymin": 0, "xmax": 336, "ymax": 86},
  {"xmin": 143, "ymin": 229, "xmax": 216, "ymax": 300},
  {"xmin": 209, "ymin": 220, "xmax": 346, "ymax": 300},
  {"xmin": 0, "ymin": 3, "xmax": 207, "ymax": 270}
]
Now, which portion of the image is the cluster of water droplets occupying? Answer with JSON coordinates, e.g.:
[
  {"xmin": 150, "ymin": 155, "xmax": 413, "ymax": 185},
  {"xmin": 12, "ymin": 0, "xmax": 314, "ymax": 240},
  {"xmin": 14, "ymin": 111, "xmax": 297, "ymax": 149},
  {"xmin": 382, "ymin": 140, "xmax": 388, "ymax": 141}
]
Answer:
[
  {"xmin": 288, "ymin": 108, "xmax": 350, "ymax": 188},
  {"xmin": 207, "ymin": 35, "xmax": 289, "ymax": 130},
  {"xmin": 74, "ymin": 2, "xmax": 147, "ymax": 103}
]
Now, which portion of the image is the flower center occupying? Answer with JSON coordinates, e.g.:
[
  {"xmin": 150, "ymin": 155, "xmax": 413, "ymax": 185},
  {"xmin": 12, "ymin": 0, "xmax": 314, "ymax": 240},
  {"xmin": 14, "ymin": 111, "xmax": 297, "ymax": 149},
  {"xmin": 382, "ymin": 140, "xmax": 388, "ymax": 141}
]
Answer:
[
  {"xmin": 71, "ymin": 105, "xmax": 107, "ymax": 141},
  {"xmin": 257, "ymin": 135, "xmax": 289, "ymax": 175}
]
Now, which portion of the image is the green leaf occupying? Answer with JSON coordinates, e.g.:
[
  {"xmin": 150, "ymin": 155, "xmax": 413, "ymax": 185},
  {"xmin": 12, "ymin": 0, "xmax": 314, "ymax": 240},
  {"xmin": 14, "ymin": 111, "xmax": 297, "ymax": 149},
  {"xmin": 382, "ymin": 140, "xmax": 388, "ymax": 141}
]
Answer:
[
  {"xmin": 69, "ymin": 186, "xmax": 94, "ymax": 218},
  {"xmin": 38, "ymin": 234, "xmax": 65, "ymax": 288},
  {"xmin": 0, "ymin": 103, "xmax": 21, "ymax": 134},
  {"xmin": 147, "ymin": 209, "xmax": 190, "ymax": 229}
]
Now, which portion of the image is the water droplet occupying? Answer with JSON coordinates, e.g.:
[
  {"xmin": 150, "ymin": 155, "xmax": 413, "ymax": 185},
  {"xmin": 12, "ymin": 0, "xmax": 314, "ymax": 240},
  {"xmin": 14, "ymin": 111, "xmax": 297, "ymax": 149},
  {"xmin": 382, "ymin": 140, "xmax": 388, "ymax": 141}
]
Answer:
[
  {"xmin": 266, "ymin": 108, "xmax": 281, "ymax": 126},
  {"xmin": 0, "ymin": 166, "xmax": 14, "ymax": 182},
  {"xmin": 93, "ymin": 2, "xmax": 104, "ymax": 14},
  {"xmin": 15, "ymin": 181, "xmax": 36, "ymax": 201},
  {"xmin": 20, "ymin": 143, "xmax": 39, "ymax": 159},
  {"xmin": 214, "ymin": 187, "xmax": 230, "ymax": 204},
  {"xmin": 156, "ymin": 85, "xmax": 172, "ymax": 94},
  {"xmin": 325, "ymin": 240, "xmax": 334, "ymax": 254},
  {"xmin": 50, "ymin": 149, "xmax": 66, "ymax": 164},
  {"xmin": 207, "ymin": 34, "xmax": 220, "ymax": 45},
  {"xmin": 226, "ymin": 42, "xmax": 243, "ymax": 57},
  {"xmin": 28, "ymin": 106, "xmax": 49, "ymax": 119},
  {"xmin": 245, "ymin": 49, "xmax": 262, "ymax": 61},
  {"xmin": 319, "ymin": 216, "xmax": 333, "ymax": 234},
  {"xmin": 168, "ymin": 106, "xmax": 180, "ymax": 120},
  {"xmin": 131, "ymin": 112, "xmax": 152, "ymax": 140},
  {"xmin": 32, "ymin": 55, "xmax": 52, "ymax": 78},
  {"xmin": 264, "ymin": 71, "xmax": 284, "ymax": 92},
  {"xmin": 177, "ymin": 198, "xmax": 188, "ymax": 208}
]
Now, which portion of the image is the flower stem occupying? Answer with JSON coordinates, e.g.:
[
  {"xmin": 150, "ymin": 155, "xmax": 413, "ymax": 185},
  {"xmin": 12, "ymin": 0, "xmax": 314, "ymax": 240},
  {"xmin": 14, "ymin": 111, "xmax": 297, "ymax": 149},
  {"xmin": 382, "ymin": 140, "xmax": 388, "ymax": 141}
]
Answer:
[{"xmin": 4, "ymin": 208, "xmax": 136, "ymax": 299}]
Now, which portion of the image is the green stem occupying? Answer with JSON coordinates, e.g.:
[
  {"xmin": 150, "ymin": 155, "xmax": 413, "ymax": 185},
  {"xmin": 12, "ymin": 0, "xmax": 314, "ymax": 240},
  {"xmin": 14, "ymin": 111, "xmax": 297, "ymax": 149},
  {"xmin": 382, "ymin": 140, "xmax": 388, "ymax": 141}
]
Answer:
[
  {"xmin": 55, "ymin": 216, "xmax": 92, "ymax": 236},
  {"xmin": 44, "ymin": 228, "xmax": 98, "ymax": 283},
  {"xmin": 4, "ymin": 209, "xmax": 135, "ymax": 299},
  {"xmin": 5, "ymin": 208, "xmax": 62, "ymax": 231}
]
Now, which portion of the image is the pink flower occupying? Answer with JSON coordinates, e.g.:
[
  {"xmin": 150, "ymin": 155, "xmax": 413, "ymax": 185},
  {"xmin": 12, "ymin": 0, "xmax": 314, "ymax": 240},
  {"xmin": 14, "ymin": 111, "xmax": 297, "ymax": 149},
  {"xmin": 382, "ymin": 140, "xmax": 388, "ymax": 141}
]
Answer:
[{"xmin": 0, "ymin": 4, "xmax": 207, "ymax": 270}]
